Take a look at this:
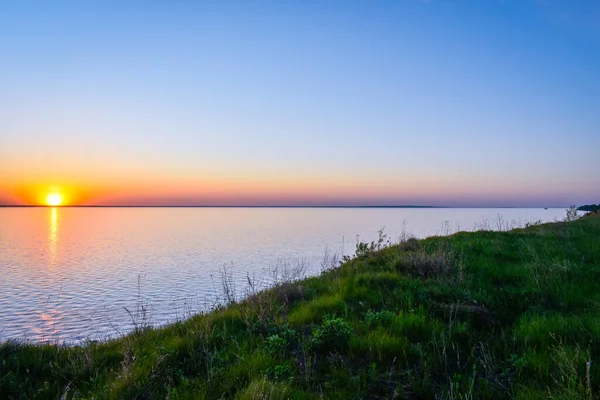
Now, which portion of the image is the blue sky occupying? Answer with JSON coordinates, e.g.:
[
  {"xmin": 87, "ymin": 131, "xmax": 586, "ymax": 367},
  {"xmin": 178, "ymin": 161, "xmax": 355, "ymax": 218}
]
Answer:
[{"xmin": 0, "ymin": 0, "xmax": 598, "ymax": 206}]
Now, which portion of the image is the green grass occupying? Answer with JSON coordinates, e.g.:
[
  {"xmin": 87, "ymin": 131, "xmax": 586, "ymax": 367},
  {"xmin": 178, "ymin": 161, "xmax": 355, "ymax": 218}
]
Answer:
[{"xmin": 2, "ymin": 214, "xmax": 600, "ymax": 399}]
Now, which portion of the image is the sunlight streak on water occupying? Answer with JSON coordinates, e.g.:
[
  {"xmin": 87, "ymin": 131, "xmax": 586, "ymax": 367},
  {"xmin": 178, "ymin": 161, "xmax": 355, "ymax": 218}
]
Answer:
[{"xmin": 48, "ymin": 207, "xmax": 59, "ymax": 265}]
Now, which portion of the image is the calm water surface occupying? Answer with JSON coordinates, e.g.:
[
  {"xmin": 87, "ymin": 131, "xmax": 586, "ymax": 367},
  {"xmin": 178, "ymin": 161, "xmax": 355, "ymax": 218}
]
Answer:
[{"xmin": 0, "ymin": 207, "xmax": 564, "ymax": 343}]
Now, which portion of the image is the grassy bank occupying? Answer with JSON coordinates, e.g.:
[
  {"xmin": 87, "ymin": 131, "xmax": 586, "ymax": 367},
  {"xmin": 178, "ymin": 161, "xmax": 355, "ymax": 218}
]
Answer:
[{"xmin": 2, "ymin": 214, "xmax": 599, "ymax": 399}]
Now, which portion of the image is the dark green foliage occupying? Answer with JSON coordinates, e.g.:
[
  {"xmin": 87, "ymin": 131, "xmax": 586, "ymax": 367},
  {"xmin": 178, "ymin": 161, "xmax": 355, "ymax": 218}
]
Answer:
[
  {"xmin": 311, "ymin": 317, "xmax": 352, "ymax": 351},
  {"xmin": 266, "ymin": 364, "xmax": 295, "ymax": 382},
  {"xmin": 577, "ymin": 204, "xmax": 599, "ymax": 212},
  {"xmin": 2, "ymin": 215, "xmax": 600, "ymax": 399},
  {"xmin": 265, "ymin": 335, "xmax": 288, "ymax": 354},
  {"xmin": 364, "ymin": 309, "xmax": 394, "ymax": 327}
]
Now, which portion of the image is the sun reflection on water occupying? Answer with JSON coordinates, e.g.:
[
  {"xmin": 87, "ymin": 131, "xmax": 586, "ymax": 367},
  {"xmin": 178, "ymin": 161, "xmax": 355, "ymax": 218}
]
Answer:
[{"xmin": 48, "ymin": 207, "xmax": 59, "ymax": 264}]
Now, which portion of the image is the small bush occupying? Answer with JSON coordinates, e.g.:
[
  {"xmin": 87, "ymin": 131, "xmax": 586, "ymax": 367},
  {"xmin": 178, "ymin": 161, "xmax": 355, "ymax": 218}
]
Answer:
[
  {"xmin": 273, "ymin": 282, "xmax": 304, "ymax": 305},
  {"xmin": 397, "ymin": 237, "xmax": 420, "ymax": 252},
  {"xmin": 263, "ymin": 325, "xmax": 297, "ymax": 356},
  {"xmin": 265, "ymin": 335, "xmax": 288, "ymax": 355},
  {"xmin": 565, "ymin": 205, "xmax": 580, "ymax": 222},
  {"xmin": 525, "ymin": 219, "xmax": 543, "ymax": 228},
  {"xmin": 396, "ymin": 249, "xmax": 454, "ymax": 279},
  {"xmin": 312, "ymin": 317, "xmax": 352, "ymax": 350},
  {"xmin": 265, "ymin": 364, "xmax": 295, "ymax": 382},
  {"xmin": 342, "ymin": 227, "xmax": 391, "ymax": 263},
  {"xmin": 364, "ymin": 309, "xmax": 394, "ymax": 327}
]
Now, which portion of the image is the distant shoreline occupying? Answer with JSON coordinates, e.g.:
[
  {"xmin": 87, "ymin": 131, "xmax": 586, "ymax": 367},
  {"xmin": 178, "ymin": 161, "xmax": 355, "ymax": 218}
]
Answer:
[
  {"xmin": 0, "ymin": 205, "xmax": 561, "ymax": 209},
  {"xmin": 1, "ymin": 205, "xmax": 441, "ymax": 208}
]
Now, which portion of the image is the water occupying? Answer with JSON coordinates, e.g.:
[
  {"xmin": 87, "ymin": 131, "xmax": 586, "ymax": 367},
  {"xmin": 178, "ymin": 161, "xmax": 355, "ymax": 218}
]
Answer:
[{"xmin": 0, "ymin": 207, "xmax": 565, "ymax": 343}]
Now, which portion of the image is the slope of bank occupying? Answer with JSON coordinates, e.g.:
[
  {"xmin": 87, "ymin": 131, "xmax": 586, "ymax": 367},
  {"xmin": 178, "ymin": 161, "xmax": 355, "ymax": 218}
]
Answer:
[{"xmin": 2, "ymin": 214, "xmax": 599, "ymax": 399}]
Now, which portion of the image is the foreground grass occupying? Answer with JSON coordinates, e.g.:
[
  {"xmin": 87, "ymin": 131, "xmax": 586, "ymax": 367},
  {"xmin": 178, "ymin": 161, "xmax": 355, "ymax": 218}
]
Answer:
[{"xmin": 2, "ymin": 215, "xmax": 600, "ymax": 399}]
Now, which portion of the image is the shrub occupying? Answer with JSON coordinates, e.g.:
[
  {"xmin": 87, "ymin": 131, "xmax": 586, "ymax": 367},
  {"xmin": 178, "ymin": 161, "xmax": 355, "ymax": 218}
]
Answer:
[
  {"xmin": 342, "ymin": 227, "xmax": 391, "ymax": 263},
  {"xmin": 395, "ymin": 249, "xmax": 455, "ymax": 279},
  {"xmin": 364, "ymin": 309, "xmax": 394, "ymax": 327},
  {"xmin": 264, "ymin": 325, "xmax": 297, "ymax": 355},
  {"xmin": 273, "ymin": 282, "xmax": 304, "ymax": 305},
  {"xmin": 525, "ymin": 219, "xmax": 543, "ymax": 228},
  {"xmin": 565, "ymin": 205, "xmax": 580, "ymax": 222},
  {"xmin": 312, "ymin": 317, "xmax": 352, "ymax": 350},
  {"xmin": 265, "ymin": 364, "xmax": 294, "ymax": 382},
  {"xmin": 397, "ymin": 237, "xmax": 420, "ymax": 252},
  {"xmin": 265, "ymin": 335, "xmax": 288, "ymax": 355}
]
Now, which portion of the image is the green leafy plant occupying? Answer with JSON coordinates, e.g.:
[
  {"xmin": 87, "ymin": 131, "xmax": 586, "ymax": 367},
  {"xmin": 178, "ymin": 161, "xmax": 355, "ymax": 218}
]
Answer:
[
  {"xmin": 342, "ymin": 227, "xmax": 391, "ymax": 263},
  {"xmin": 265, "ymin": 335, "xmax": 288, "ymax": 355},
  {"xmin": 364, "ymin": 309, "xmax": 394, "ymax": 327},
  {"xmin": 312, "ymin": 317, "xmax": 352, "ymax": 350},
  {"xmin": 266, "ymin": 364, "xmax": 294, "ymax": 382}
]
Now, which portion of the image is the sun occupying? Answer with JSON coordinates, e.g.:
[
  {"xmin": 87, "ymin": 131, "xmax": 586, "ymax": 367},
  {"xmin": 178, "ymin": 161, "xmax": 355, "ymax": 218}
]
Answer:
[{"xmin": 46, "ymin": 193, "xmax": 64, "ymax": 206}]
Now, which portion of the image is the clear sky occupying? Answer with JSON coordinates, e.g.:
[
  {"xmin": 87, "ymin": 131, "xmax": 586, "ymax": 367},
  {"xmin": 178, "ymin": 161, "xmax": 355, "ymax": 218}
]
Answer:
[{"xmin": 1, "ymin": 0, "xmax": 598, "ymax": 207}]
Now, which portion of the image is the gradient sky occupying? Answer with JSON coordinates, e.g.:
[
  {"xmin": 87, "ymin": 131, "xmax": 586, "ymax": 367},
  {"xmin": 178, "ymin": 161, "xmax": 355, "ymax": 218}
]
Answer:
[{"xmin": 1, "ymin": 0, "xmax": 599, "ymax": 207}]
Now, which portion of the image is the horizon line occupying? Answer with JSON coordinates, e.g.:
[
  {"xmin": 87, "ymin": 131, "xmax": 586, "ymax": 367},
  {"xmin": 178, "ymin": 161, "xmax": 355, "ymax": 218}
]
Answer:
[{"xmin": 0, "ymin": 204, "xmax": 562, "ymax": 209}]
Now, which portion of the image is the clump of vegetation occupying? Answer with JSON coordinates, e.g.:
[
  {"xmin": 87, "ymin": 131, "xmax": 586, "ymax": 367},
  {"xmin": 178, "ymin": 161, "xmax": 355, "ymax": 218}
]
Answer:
[
  {"xmin": 396, "ymin": 247, "xmax": 457, "ymax": 279},
  {"xmin": 565, "ymin": 205, "xmax": 581, "ymax": 222},
  {"xmin": 2, "ymin": 214, "xmax": 600, "ymax": 399},
  {"xmin": 524, "ymin": 219, "xmax": 543, "ymax": 228},
  {"xmin": 342, "ymin": 227, "xmax": 391, "ymax": 262},
  {"xmin": 311, "ymin": 317, "xmax": 353, "ymax": 351},
  {"xmin": 577, "ymin": 204, "xmax": 600, "ymax": 212},
  {"xmin": 364, "ymin": 309, "xmax": 394, "ymax": 327}
]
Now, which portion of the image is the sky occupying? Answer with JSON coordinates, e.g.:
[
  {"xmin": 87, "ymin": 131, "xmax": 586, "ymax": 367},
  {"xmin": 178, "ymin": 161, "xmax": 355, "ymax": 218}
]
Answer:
[{"xmin": 1, "ymin": 0, "xmax": 598, "ymax": 207}]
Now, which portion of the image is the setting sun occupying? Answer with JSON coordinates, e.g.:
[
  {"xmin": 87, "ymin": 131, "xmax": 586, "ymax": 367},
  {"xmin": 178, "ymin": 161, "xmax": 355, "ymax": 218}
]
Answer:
[{"xmin": 46, "ymin": 193, "xmax": 64, "ymax": 206}]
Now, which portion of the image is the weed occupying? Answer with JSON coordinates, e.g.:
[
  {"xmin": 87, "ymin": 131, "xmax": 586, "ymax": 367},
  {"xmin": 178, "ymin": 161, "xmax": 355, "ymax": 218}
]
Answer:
[
  {"xmin": 342, "ymin": 227, "xmax": 391, "ymax": 263},
  {"xmin": 123, "ymin": 273, "xmax": 152, "ymax": 335},
  {"xmin": 320, "ymin": 247, "xmax": 340, "ymax": 273},
  {"xmin": 525, "ymin": 219, "xmax": 543, "ymax": 228},
  {"xmin": 565, "ymin": 205, "xmax": 580, "ymax": 222},
  {"xmin": 219, "ymin": 262, "xmax": 238, "ymax": 305},
  {"xmin": 270, "ymin": 258, "xmax": 309, "ymax": 285}
]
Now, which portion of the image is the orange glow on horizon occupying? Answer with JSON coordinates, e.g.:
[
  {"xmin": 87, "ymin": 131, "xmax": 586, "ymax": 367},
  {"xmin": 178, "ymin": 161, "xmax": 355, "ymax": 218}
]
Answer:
[
  {"xmin": 6, "ymin": 183, "xmax": 88, "ymax": 206},
  {"xmin": 1, "ymin": 171, "xmax": 571, "ymax": 207}
]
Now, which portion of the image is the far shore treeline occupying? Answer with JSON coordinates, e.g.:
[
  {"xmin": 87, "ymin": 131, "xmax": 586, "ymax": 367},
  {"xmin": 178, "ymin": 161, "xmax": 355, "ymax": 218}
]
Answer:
[{"xmin": 578, "ymin": 204, "xmax": 600, "ymax": 212}]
